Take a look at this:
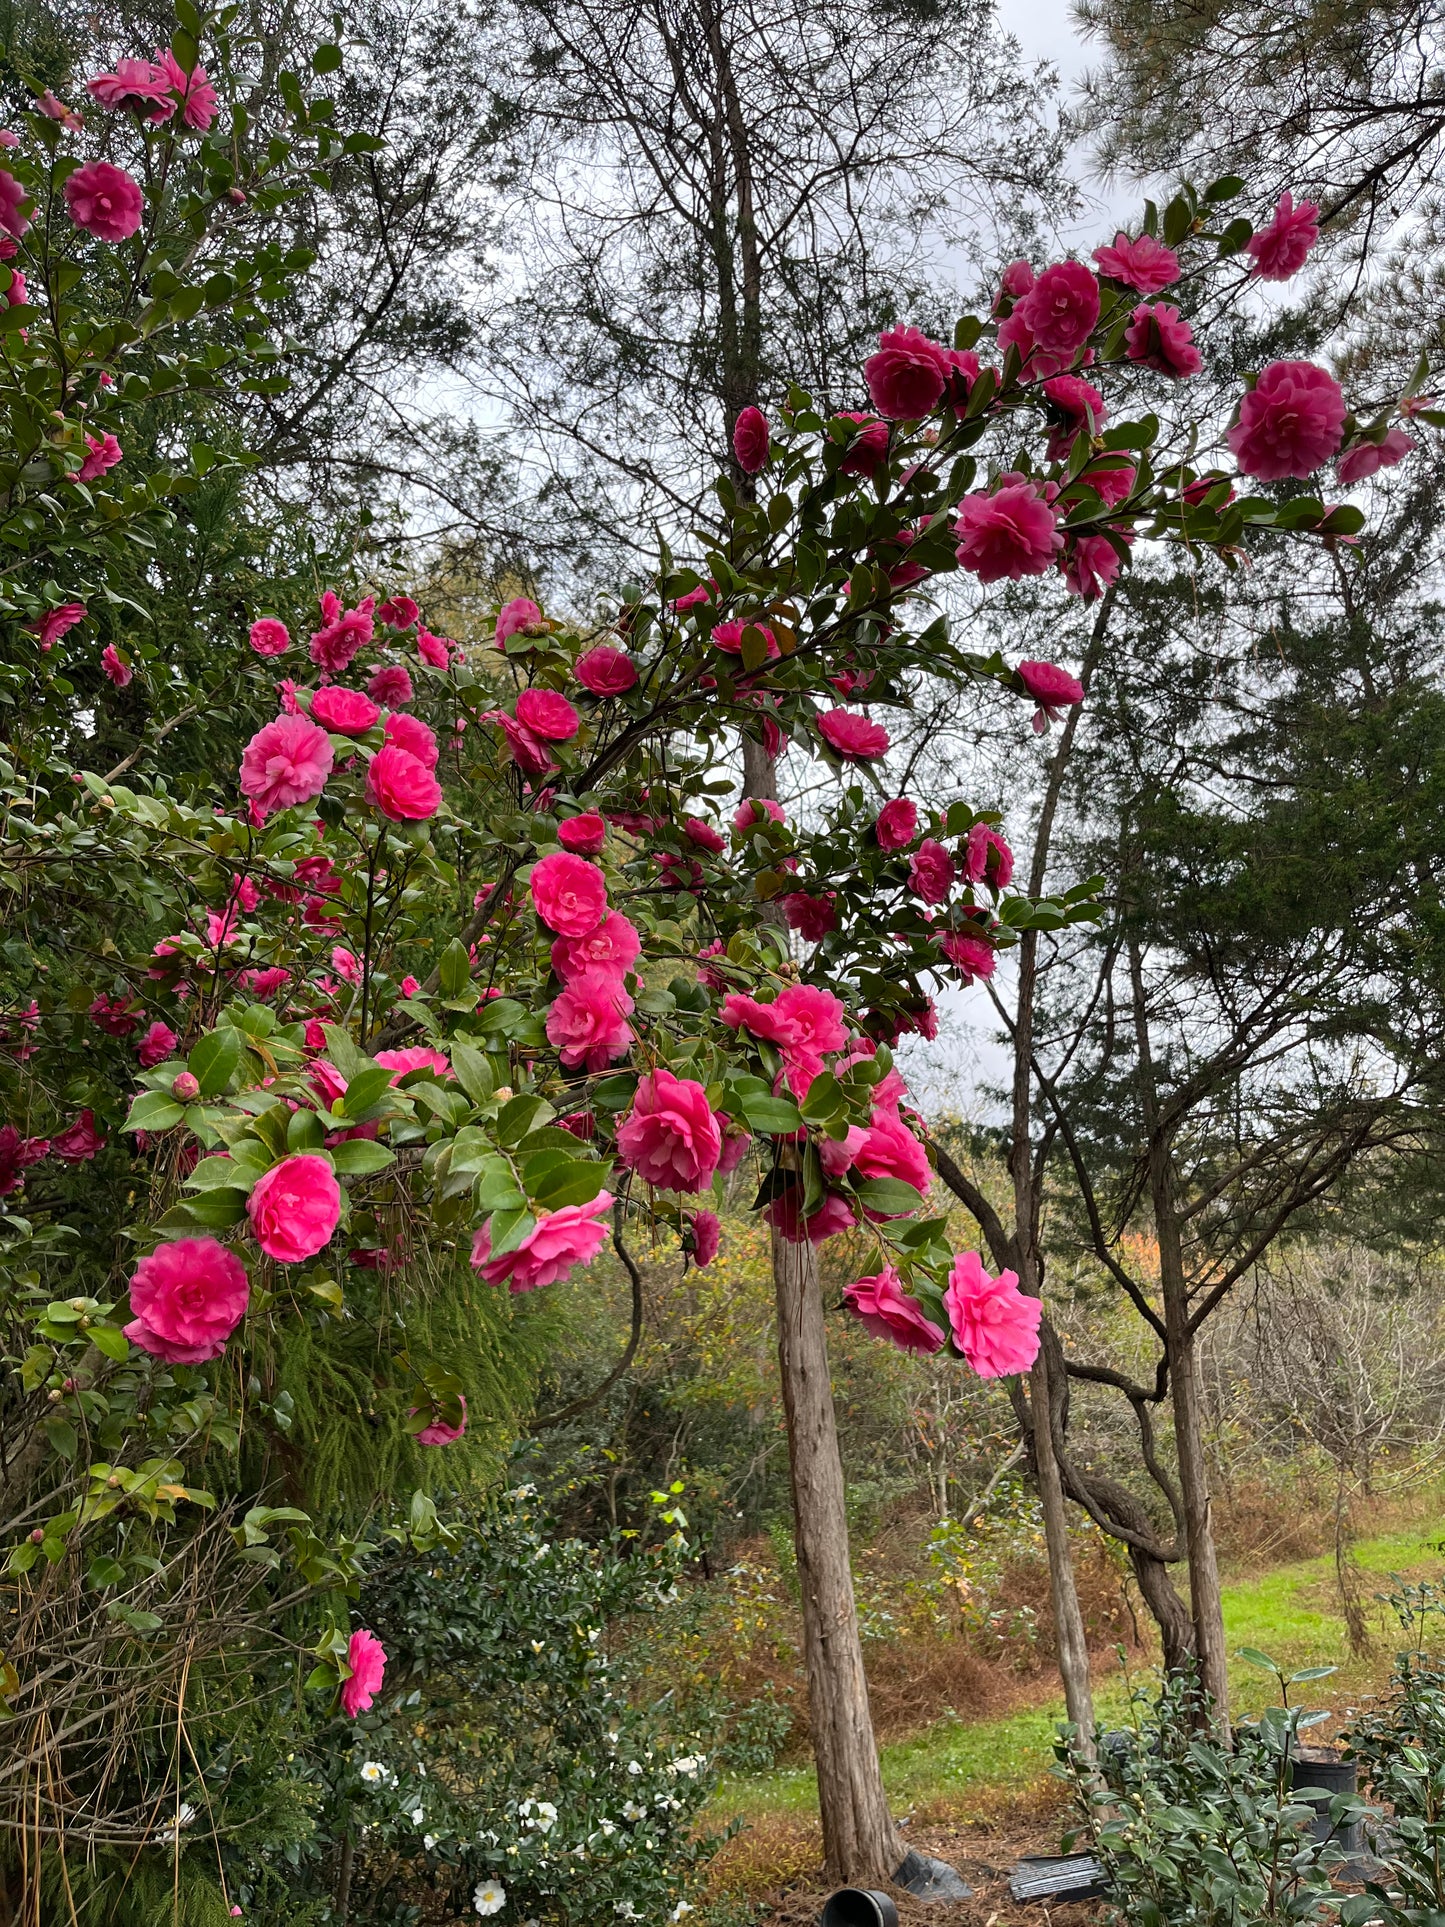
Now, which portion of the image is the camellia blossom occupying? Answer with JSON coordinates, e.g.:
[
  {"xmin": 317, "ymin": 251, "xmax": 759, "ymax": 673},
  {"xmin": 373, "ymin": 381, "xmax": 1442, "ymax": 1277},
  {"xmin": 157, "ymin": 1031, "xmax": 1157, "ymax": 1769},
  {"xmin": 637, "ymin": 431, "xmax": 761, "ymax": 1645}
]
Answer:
[
  {"xmin": 341, "ymin": 1628, "xmax": 386, "ymax": 1717},
  {"xmin": 575, "ymin": 645, "xmax": 639, "ymax": 695},
  {"xmin": 75, "ymin": 432, "xmax": 123, "ymax": 484},
  {"xmin": 64, "ymin": 162, "xmax": 145, "ymax": 242},
  {"xmin": 311, "ymin": 685, "xmax": 380, "ymax": 735},
  {"xmin": 711, "ymin": 618, "xmax": 779, "ymax": 660},
  {"xmin": 1016, "ymin": 260, "xmax": 1100, "ymax": 356},
  {"xmin": 309, "ymin": 591, "xmax": 374, "ymax": 673},
  {"xmin": 53, "ymin": 1109, "xmax": 104, "ymax": 1161},
  {"xmin": 137, "ymin": 1020, "xmax": 178, "ymax": 1068},
  {"xmin": 485, "ymin": 708, "xmax": 555, "ymax": 775},
  {"xmin": 495, "ymin": 596, "xmax": 543, "ymax": 644},
  {"xmin": 776, "ymin": 984, "xmax": 849, "ymax": 1058},
  {"xmin": 416, "ymin": 626, "xmax": 453, "ymax": 668},
  {"xmin": 616, "ymin": 1069, "xmax": 721, "ymax": 1191},
  {"xmin": 1042, "ymin": 375, "xmax": 1105, "ymax": 458},
  {"xmin": 546, "ymin": 970, "xmax": 635, "ymax": 1069},
  {"xmin": 1227, "ymin": 360, "xmax": 1346, "ymax": 481},
  {"xmin": 688, "ymin": 1209, "xmax": 720, "ymax": 1268},
  {"xmin": 875, "ymin": 798, "xmax": 918, "ymax": 850},
  {"xmin": 780, "ymin": 892, "xmax": 839, "ymax": 943},
  {"xmin": 383, "ymin": 710, "xmax": 437, "ymax": 768},
  {"xmin": 367, "ymin": 662, "xmax": 412, "ymax": 707},
  {"xmin": 366, "ymin": 744, "xmax": 442, "ymax": 821},
  {"xmin": 28, "ymin": 602, "xmax": 86, "ymax": 649},
  {"xmin": 246, "ymin": 1154, "xmax": 341, "ymax": 1263},
  {"xmin": 908, "ymin": 838, "xmax": 954, "ymax": 903},
  {"xmin": 248, "ymin": 618, "xmax": 290, "ymax": 657},
  {"xmin": 558, "ymin": 811, "xmax": 606, "ymax": 854},
  {"xmin": 413, "ymin": 1394, "xmax": 467, "ymax": 1445},
  {"xmin": 88, "ymin": 58, "xmax": 174, "ymax": 119},
  {"xmin": 732, "ymin": 796, "xmax": 786, "ymax": 834},
  {"xmin": 1246, "ymin": 190, "xmax": 1320, "ymax": 281},
  {"xmin": 474, "ymin": 1882, "xmax": 507, "ymax": 1918},
  {"xmin": 836, "ymin": 411, "xmax": 891, "ymax": 476},
  {"xmin": 954, "ymin": 477, "xmax": 1063, "ymax": 583},
  {"xmin": 377, "ymin": 594, "xmax": 419, "ymax": 630},
  {"xmin": 239, "ymin": 715, "xmax": 334, "ymax": 818},
  {"xmin": 854, "ymin": 1110, "xmax": 931, "ymax": 1196},
  {"xmin": 0, "ymin": 167, "xmax": 30, "ymax": 238},
  {"xmin": 101, "ymin": 644, "xmax": 132, "ymax": 688},
  {"xmin": 124, "ymin": 1237, "xmax": 249, "ymax": 1363},
  {"xmin": 843, "ymin": 1266, "xmax": 945, "ymax": 1355},
  {"xmin": 551, "ymin": 909, "xmax": 641, "ymax": 983},
  {"xmin": 944, "ymin": 1250, "xmax": 1041, "ymax": 1376},
  {"xmin": 765, "ymin": 1187, "xmax": 858, "ymax": 1245},
  {"xmin": 156, "ymin": 48, "xmax": 218, "ymax": 129},
  {"xmin": 863, "ymin": 325, "xmax": 951, "ymax": 419},
  {"xmin": 1017, "ymin": 659, "xmax": 1084, "ymax": 732},
  {"xmin": 733, "ymin": 405, "xmax": 770, "ymax": 472},
  {"xmin": 90, "ymin": 994, "xmax": 137, "ymax": 1037},
  {"xmin": 1091, "ymin": 230, "xmax": 1180, "ymax": 294},
  {"xmin": 817, "ymin": 708, "xmax": 889, "ymax": 761},
  {"xmin": 965, "ymin": 822, "xmax": 1013, "ymax": 889},
  {"xmin": 374, "ymin": 1046, "xmax": 451, "ymax": 1084},
  {"xmin": 942, "ymin": 930, "xmax": 996, "ymax": 983},
  {"xmin": 471, "ymin": 1192, "xmax": 613, "ymax": 1291},
  {"xmin": 515, "ymin": 687, "xmax": 580, "ymax": 741},
  {"xmin": 1124, "ymin": 302, "xmax": 1202, "ymax": 379},
  {"xmin": 0, "ymin": 1126, "xmax": 48, "ymax": 1196},
  {"xmin": 530, "ymin": 852, "xmax": 607, "ymax": 937},
  {"xmin": 1064, "ymin": 533, "xmax": 1127, "ymax": 602},
  {"xmin": 1338, "ymin": 427, "xmax": 1414, "ymax": 484}
]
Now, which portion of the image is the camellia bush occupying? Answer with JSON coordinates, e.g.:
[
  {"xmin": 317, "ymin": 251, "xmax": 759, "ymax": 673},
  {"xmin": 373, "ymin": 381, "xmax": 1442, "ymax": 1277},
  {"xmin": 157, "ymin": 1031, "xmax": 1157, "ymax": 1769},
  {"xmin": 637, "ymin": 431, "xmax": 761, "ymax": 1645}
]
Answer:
[{"xmin": 0, "ymin": 21, "xmax": 1423, "ymax": 1914}]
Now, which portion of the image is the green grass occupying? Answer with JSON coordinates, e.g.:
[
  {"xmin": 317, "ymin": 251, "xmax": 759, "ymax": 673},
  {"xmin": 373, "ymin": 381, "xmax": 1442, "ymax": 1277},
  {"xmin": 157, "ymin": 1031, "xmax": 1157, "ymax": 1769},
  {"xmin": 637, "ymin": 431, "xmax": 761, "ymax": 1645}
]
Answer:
[{"xmin": 709, "ymin": 1519, "xmax": 1445, "ymax": 1827}]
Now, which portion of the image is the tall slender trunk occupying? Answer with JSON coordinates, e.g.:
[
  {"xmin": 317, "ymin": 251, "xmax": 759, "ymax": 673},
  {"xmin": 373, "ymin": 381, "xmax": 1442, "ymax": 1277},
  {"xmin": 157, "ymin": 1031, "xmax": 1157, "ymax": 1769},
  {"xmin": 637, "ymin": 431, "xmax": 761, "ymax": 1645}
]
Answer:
[
  {"xmin": 1030, "ymin": 1344, "xmax": 1096, "ymax": 1745},
  {"xmin": 773, "ymin": 1230, "xmax": 906, "ymax": 1884},
  {"xmin": 1128, "ymin": 939, "xmax": 1228, "ymax": 1724}
]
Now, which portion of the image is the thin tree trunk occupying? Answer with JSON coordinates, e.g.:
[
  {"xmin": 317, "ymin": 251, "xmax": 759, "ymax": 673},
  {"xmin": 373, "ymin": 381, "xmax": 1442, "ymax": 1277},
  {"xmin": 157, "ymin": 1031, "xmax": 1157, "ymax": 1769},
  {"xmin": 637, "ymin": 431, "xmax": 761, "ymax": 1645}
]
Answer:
[
  {"xmin": 772, "ymin": 1229, "xmax": 906, "ymax": 1884},
  {"xmin": 1030, "ymin": 1345, "xmax": 1096, "ymax": 1747}
]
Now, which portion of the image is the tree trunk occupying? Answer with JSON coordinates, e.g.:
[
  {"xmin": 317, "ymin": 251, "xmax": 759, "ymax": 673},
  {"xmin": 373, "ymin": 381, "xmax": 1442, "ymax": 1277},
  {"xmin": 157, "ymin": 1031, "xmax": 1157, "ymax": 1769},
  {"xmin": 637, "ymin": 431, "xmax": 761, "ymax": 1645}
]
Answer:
[
  {"xmin": 772, "ymin": 1228, "xmax": 905, "ymax": 1885},
  {"xmin": 1030, "ymin": 1345, "xmax": 1096, "ymax": 1749}
]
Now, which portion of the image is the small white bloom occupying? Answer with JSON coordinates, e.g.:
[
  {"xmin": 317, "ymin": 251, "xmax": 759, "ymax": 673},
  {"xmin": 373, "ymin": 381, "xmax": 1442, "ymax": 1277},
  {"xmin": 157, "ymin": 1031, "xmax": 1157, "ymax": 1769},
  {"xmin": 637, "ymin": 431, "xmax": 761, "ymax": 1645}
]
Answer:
[
  {"xmin": 158, "ymin": 1802, "xmax": 196, "ymax": 1844},
  {"xmin": 672, "ymin": 1907, "xmax": 694, "ymax": 1921},
  {"xmin": 359, "ymin": 1761, "xmax": 388, "ymax": 1785},
  {"xmin": 614, "ymin": 1905, "xmax": 640, "ymax": 1921},
  {"xmin": 530, "ymin": 1640, "xmax": 546, "ymax": 1654},
  {"xmin": 598, "ymin": 1819, "xmax": 617, "ymax": 1836},
  {"xmin": 423, "ymin": 1834, "xmax": 437, "ymax": 1851},
  {"xmin": 534, "ymin": 1801, "xmax": 557, "ymax": 1832},
  {"xmin": 626, "ymin": 1759, "xmax": 643, "ymax": 1776},
  {"xmin": 474, "ymin": 1879, "xmax": 507, "ymax": 1916},
  {"xmin": 408, "ymin": 1806, "xmax": 425, "ymax": 1826},
  {"xmin": 622, "ymin": 1800, "xmax": 645, "ymax": 1821}
]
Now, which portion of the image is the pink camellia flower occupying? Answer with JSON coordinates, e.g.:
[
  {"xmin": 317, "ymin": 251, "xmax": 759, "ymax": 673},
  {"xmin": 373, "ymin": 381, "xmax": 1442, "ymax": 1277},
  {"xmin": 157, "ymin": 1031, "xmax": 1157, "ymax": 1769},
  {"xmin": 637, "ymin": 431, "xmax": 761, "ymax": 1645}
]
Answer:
[
  {"xmin": 1227, "ymin": 360, "xmax": 1347, "ymax": 480},
  {"xmin": 470, "ymin": 1191, "xmax": 613, "ymax": 1291},
  {"xmin": 965, "ymin": 822, "xmax": 1013, "ymax": 889},
  {"xmin": 53, "ymin": 1109, "xmax": 105, "ymax": 1161},
  {"xmin": 0, "ymin": 167, "xmax": 29, "ymax": 239},
  {"xmin": 1183, "ymin": 472, "xmax": 1236, "ymax": 507},
  {"xmin": 137, "ymin": 1020, "xmax": 178, "ymax": 1068},
  {"xmin": 1091, "ymin": 231, "xmax": 1180, "ymax": 294},
  {"xmin": 249, "ymin": 618, "xmax": 290, "ymax": 657},
  {"xmin": 733, "ymin": 405, "xmax": 770, "ymax": 472},
  {"xmin": 673, "ymin": 579, "xmax": 716, "ymax": 612},
  {"xmin": 74, "ymin": 432, "xmax": 122, "ymax": 484},
  {"xmin": 365, "ymin": 744, "xmax": 442, "ymax": 821},
  {"xmin": 720, "ymin": 992, "xmax": 800, "ymax": 1053},
  {"xmin": 309, "ymin": 591, "xmax": 374, "ymax": 673},
  {"xmin": 854, "ymin": 1109, "xmax": 931, "ymax": 1196},
  {"xmin": 311, "ymin": 685, "xmax": 380, "ymax": 735},
  {"xmin": 87, "ymin": 58, "xmax": 174, "ymax": 120},
  {"xmin": 780, "ymin": 892, "xmax": 839, "ymax": 942},
  {"xmin": 90, "ymin": 994, "xmax": 137, "ymax": 1037},
  {"xmin": 1086, "ymin": 462, "xmax": 1136, "ymax": 507},
  {"xmin": 765, "ymin": 1187, "xmax": 858, "ymax": 1245},
  {"xmin": 377, "ymin": 594, "xmax": 419, "ymax": 630},
  {"xmin": 818, "ymin": 708, "xmax": 890, "ymax": 762},
  {"xmin": 383, "ymin": 710, "xmax": 437, "ymax": 768},
  {"xmin": 101, "ymin": 644, "xmax": 132, "ymax": 688},
  {"xmin": 416, "ymin": 626, "xmax": 454, "ymax": 668},
  {"xmin": 0, "ymin": 1125, "xmax": 49, "ymax": 1196},
  {"xmin": 732, "ymin": 796, "xmax": 786, "ymax": 834},
  {"xmin": 38, "ymin": 89, "xmax": 83, "ymax": 128},
  {"xmin": 485, "ymin": 707, "xmax": 555, "ymax": 774},
  {"xmin": 3, "ymin": 267, "xmax": 27, "ymax": 307},
  {"xmin": 1016, "ymin": 261, "xmax": 1100, "ymax": 356},
  {"xmin": 864, "ymin": 325, "xmax": 951, "ymax": 419},
  {"xmin": 688, "ymin": 1208, "xmax": 720, "ymax": 1268},
  {"xmin": 683, "ymin": 816, "xmax": 726, "ymax": 855},
  {"xmin": 836, "ymin": 411, "xmax": 891, "ymax": 476},
  {"xmin": 156, "ymin": 48, "xmax": 218, "ymax": 129},
  {"xmin": 28, "ymin": 602, "xmax": 86, "ymax": 649},
  {"xmin": 954, "ymin": 477, "xmax": 1064, "ymax": 583},
  {"xmin": 516, "ymin": 687, "xmax": 580, "ymax": 741},
  {"xmin": 413, "ymin": 1393, "xmax": 467, "ymax": 1445},
  {"xmin": 0, "ymin": 132, "xmax": 16, "ymax": 149},
  {"xmin": 123, "ymin": 1236, "xmax": 250, "ymax": 1363},
  {"xmin": 820, "ymin": 1126, "xmax": 868, "ymax": 1181},
  {"xmin": 1247, "ymin": 190, "xmax": 1320, "ymax": 281},
  {"xmin": 844, "ymin": 1265, "xmax": 945, "ymax": 1355},
  {"xmin": 1338, "ymin": 427, "xmax": 1414, "ymax": 483},
  {"xmin": 530, "ymin": 851, "xmax": 607, "ymax": 936},
  {"xmin": 551, "ymin": 909, "xmax": 641, "ymax": 983},
  {"xmin": 1064, "ymin": 532, "xmax": 1128, "ymax": 602},
  {"xmin": 374, "ymin": 1045, "xmax": 451, "ymax": 1084},
  {"xmin": 64, "ymin": 162, "xmax": 145, "ymax": 241},
  {"xmin": 908, "ymin": 838, "xmax": 954, "ymax": 903},
  {"xmin": 941, "ymin": 930, "xmax": 996, "ymax": 982},
  {"xmin": 240, "ymin": 715, "xmax": 334, "ymax": 818},
  {"xmin": 545, "ymin": 970, "xmax": 635, "ymax": 1069},
  {"xmin": 575, "ymin": 644, "xmax": 639, "ymax": 695},
  {"xmin": 997, "ymin": 258, "xmax": 1035, "ymax": 303},
  {"xmin": 341, "ymin": 1628, "xmax": 386, "ymax": 1718},
  {"xmin": 875, "ymin": 798, "xmax": 918, "ymax": 851},
  {"xmin": 1124, "ymin": 302, "xmax": 1202, "ymax": 379},
  {"xmin": 711, "ymin": 618, "xmax": 780, "ymax": 660},
  {"xmin": 617, "ymin": 1068, "xmax": 721, "ymax": 1192},
  {"xmin": 1017, "ymin": 659, "xmax": 1085, "ymax": 734},
  {"xmin": 399, "ymin": 975, "xmax": 420, "ymax": 998},
  {"xmin": 775, "ymin": 984, "xmax": 848, "ymax": 1058},
  {"xmin": 496, "ymin": 597, "xmax": 543, "ymax": 644},
  {"xmin": 558, "ymin": 812, "xmax": 606, "ymax": 854},
  {"xmin": 1042, "ymin": 375, "xmax": 1105, "ymax": 458},
  {"xmin": 247, "ymin": 1153, "xmax": 341, "ymax": 1263},
  {"xmin": 367, "ymin": 662, "xmax": 413, "ymax": 707},
  {"xmin": 944, "ymin": 1250, "xmax": 1041, "ymax": 1376}
]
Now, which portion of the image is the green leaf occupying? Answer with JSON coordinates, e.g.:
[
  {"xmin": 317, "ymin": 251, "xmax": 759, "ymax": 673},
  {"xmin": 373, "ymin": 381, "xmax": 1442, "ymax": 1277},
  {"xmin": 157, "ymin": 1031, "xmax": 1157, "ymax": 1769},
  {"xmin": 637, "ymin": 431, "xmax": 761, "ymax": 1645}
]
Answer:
[
  {"xmin": 166, "ymin": 1188, "xmax": 249, "ymax": 1230},
  {"xmin": 476, "ymin": 1159, "xmax": 526, "ymax": 1212},
  {"xmin": 1234, "ymin": 1646, "xmax": 1282, "ymax": 1674},
  {"xmin": 1203, "ymin": 174, "xmax": 1245, "ymax": 203},
  {"xmin": 799, "ymin": 1072, "xmax": 843, "ymax": 1123},
  {"xmin": 320, "ymin": 1024, "xmax": 369, "ymax": 1080},
  {"xmin": 1217, "ymin": 217, "xmax": 1252, "ymax": 257},
  {"xmin": 1287, "ymin": 1665, "xmax": 1339, "ymax": 1684},
  {"xmin": 738, "ymin": 1092, "xmax": 803, "ymax": 1135},
  {"xmin": 124, "ymin": 1090, "xmax": 185, "ymax": 1134},
  {"xmin": 852, "ymin": 1177, "xmax": 924, "ymax": 1217},
  {"xmin": 496, "ymin": 1092, "xmax": 553, "ymax": 1146},
  {"xmin": 329, "ymin": 1140, "xmax": 396, "ymax": 1177},
  {"xmin": 286, "ymin": 1107, "xmax": 326, "ymax": 1152},
  {"xmin": 485, "ymin": 1206, "xmax": 535, "ymax": 1259},
  {"xmin": 338, "ymin": 1065, "xmax": 393, "ymax": 1117},
  {"xmin": 311, "ymin": 42, "xmax": 343, "ymax": 72},
  {"xmin": 185, "ymin": 1154, "xmax": 251, "ymax": 1192},
  {"xmin": 529, "ymin": 1160, "xmax": 612, "ymax": 1212},
  {"xmin": 188, "ymin": 1027, "xmax": 246, "ymax": 1098},
  {"xmin": 89, "ymin": 1324, "xmax": 131, "ymax": 1362},
  {"xmin": 449, "ymin": 1040, "xmax": 494, "ymax": 1107},
  {"xmin": 438, "ymin": 937, "xmax": 471, "ymax": 998}
]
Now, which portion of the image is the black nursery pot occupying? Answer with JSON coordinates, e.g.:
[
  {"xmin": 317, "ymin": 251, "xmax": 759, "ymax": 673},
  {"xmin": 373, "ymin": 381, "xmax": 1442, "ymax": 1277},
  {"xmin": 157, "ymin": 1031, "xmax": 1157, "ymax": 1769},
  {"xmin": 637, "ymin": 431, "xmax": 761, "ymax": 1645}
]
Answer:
[
  {"xmin": 1290, "ymin": 1745, "xmax": 1363, "ymax": 1854},
  {"xmin": 820, "ymin": 1890, "xmax": 900, "ymax": 1927}
]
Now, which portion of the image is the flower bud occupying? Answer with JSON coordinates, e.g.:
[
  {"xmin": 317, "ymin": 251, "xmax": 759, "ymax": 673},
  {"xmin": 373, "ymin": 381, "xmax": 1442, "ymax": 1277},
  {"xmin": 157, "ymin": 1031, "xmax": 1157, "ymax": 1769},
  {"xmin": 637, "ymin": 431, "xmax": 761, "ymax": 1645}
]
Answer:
[
  {"xmin": 29, "ymin": 1528, "xmax": 44, "ymax": 1544},
  {"xmin": 227, "ymin": 187, "xmax": 247, "ymax": 206},
  {"xmin": 172, "ymin": 1071, "xmax": 200, "ymax": 1101}
]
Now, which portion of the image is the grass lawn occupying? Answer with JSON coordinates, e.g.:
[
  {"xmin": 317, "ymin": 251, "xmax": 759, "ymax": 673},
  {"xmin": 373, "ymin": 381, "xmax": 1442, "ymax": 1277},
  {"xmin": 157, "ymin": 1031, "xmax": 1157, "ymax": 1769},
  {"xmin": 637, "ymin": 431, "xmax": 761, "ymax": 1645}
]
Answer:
[{"xmin": 709, "ymin": 1518, "xmax": 1445, "ymax": 1830}]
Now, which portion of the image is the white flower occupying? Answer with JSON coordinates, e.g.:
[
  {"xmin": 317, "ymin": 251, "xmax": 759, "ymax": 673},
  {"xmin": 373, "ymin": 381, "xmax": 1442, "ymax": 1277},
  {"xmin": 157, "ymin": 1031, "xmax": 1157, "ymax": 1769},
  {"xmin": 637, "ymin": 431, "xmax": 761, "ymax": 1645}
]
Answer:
[
  {"xmin": 157, "ymin": 1802, "xmax": 196, "ymax": 1844},
  {"xmin": 533, "ymin": 1801, "xmax": 557, "ymax": 1833},
  {"xmin": 359, "ymin": 1761, "xmax": 389, "ymax": 1785},
  {"xmin": 672, "ymin": 1755, "xmax": 703, "ymax": 1778},
  {"xmin": 622, "ymin": 1801, "xmax": 645, "ymax": 1821},
  {"xmin": 626, "ymin": 1759, "xmax": 643, "ymax": 1776},
  {"xmin": 474, "ymin": 1880, "xmax": 507, "ymax": 1917},
  {"xmin": 672, "ymin": 1907, "xmax": 694, "ymax": 1921},
  {"xmin": 408, "ymin": 1806, "xmax": 425, "ymax": 1826},
  {"xmin": 530, "ymin": 1640, "xmax": 546, "ymax": 1654},
  {"xmin": 598, "ymin": 1819, "xmax": 617, "ymax": 1836},
  {"xmin": 423, "ymin": 1834, "xmax": 437, "ymax": 1851},
  {"xmin": 614, "ymin": 1906, "xmax": 640, "ymax": 1921}
]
